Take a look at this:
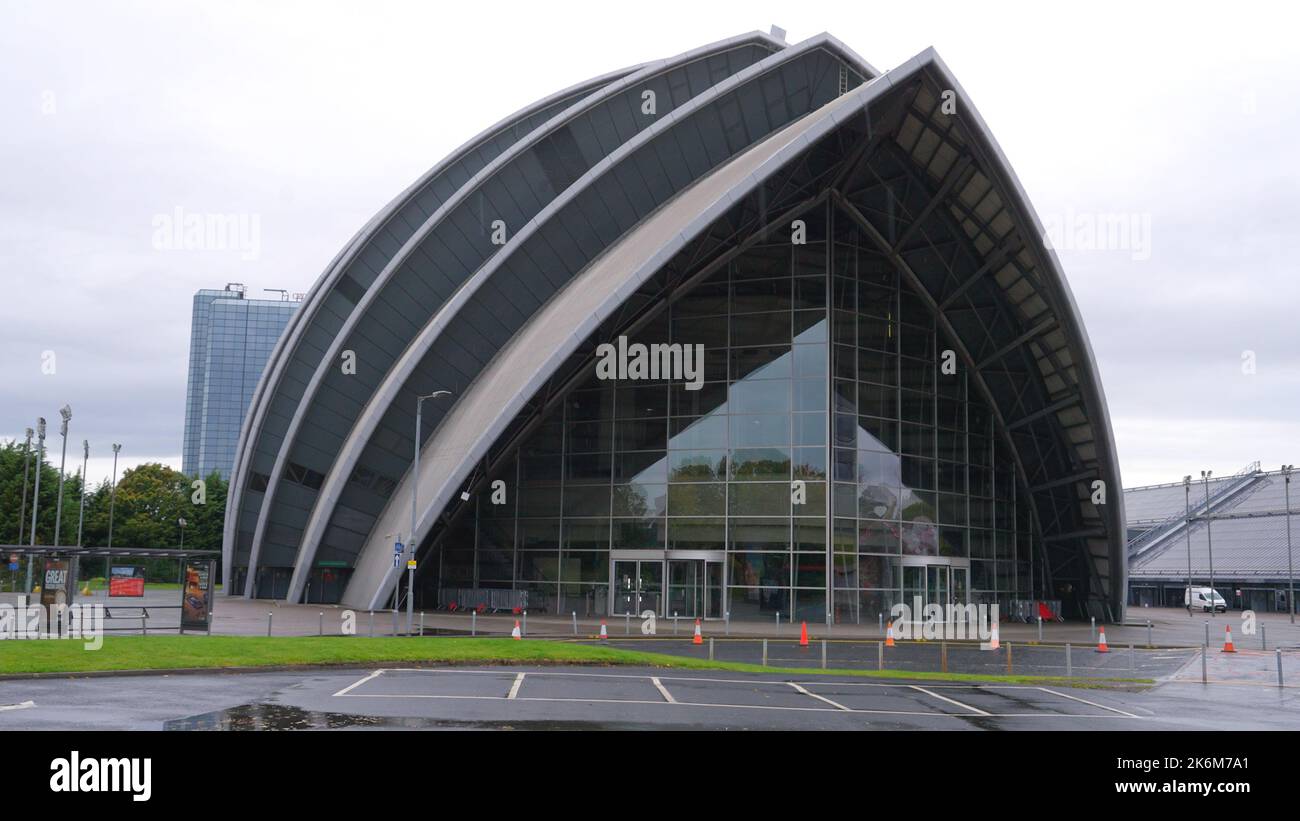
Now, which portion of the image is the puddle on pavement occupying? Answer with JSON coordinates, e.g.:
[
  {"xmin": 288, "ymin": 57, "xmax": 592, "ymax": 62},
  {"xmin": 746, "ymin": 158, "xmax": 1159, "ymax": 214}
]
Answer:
[{"xmin": 164, "ymin": 702, "xmax": 621, "ymax": 730}]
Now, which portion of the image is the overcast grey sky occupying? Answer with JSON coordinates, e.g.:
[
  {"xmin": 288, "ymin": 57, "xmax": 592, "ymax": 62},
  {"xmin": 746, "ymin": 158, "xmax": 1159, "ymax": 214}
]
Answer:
[{"xmin": 1, "ymin": 0, "xmax": 1296, "ymax": 490}]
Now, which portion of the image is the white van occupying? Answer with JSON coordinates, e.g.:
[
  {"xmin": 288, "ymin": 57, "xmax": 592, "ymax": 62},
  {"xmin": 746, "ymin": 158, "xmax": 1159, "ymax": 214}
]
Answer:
[{"xmin": 1185, "ymin": 587, "xmax": 1227, "ymax": 612}]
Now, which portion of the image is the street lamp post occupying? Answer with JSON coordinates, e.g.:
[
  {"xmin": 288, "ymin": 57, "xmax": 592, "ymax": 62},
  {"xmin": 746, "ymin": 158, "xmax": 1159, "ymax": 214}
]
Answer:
[
  {"xmin": 410, "ymin": 390, "xmax": 451, "ymax": 635},
  {"xmin": 1201, "ymin": 470, "xmax": 1214, "ymax": 617},
  {"xmin": 26, "ymin": 418, "xmax": 47, "ymax": 594},
  {"xmin": 76, "ymin": 440, "xmax": 88, "ymax": 548},
  {"xmin": 17, "ymin": 428, "xmax": 33, "ymax": 546},
  {"xmin": 1283, "ymin": 465, "xmax": 1294, "ymax": 625},
  {"xmin": 107, "ymin": 444, "xmax": 121, "ymax": 548},
  {"xmin": 1184, "ymin": 475, "xmax": 1192, "ymax": 616},
  {"xmin": 179, "ymin": 518, "xmax": 187, "ymax": 550},
  {"xmin": 52, "ymin": 405, "xmax": 72, "ymax": 548}
]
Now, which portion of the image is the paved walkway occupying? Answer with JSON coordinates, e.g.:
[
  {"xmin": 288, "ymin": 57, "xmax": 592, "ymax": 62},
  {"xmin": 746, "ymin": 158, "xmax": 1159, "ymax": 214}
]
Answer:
[
  {"xmin": 187, "ymin": 598, "xmax": 1300, "ymax": 649},
  {"xmin": 64, "ymin": 590, "xmax": 1300, "ymax": 649}
]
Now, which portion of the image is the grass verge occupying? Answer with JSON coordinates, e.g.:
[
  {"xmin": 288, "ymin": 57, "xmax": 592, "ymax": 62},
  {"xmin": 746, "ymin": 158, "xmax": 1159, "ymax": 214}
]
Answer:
[{"xmin": 0, "ymin": 635, "xmax": 1150, "ymax": 688}]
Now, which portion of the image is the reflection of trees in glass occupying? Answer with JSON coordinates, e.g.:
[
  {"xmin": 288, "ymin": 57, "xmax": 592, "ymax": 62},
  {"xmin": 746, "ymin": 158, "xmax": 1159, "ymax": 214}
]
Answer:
[
  {"xmin": 793, "ymin": 458, "xmax": 825, "ymax": 479},
  {"xmin": 669, "ymin": 457, "xmax": 725, "ymax": 482},
  {"xmin": 667, "ymin": 483, "xmax": 725, "ymax": 515},
  {"xmin": 612, "ymin": 484, "xmax": 649, "ymax": 517},
  {"xmin": 731, "ymin": 457, "xmax": 790, "ymax": 481}
]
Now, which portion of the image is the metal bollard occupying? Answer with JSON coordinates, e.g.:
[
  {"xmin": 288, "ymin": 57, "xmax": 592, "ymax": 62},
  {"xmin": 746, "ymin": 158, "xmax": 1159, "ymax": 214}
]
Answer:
[
  {"xmin": 471, "ymin": 610, "xmax": 476, "ymax": 636},
  {"xmin": 879, "ymin": 612, "xmax": 883, "ymax": 634},
  {"xmin": 1006, "ymin": 642, "xmax": 1013, "ymax": 675},
  {"xmin": 821, "ymin": 639, "xmax": 827, "ymax": 670},
  {"xmin": 368, "ymin": 610, "xmax": 374, "ymax": 638},
  {"xmin": 1147, "ymin": 619, "xmax": 1152, "ymax": 648},
  {"xmin": 1277, "ymin": 648, "xmax": 1283, "ymax": 688},
  {"xmin": 725, "ymin": 610, "xmax": 730, "ymax": 636},
  {"xmin": 1201, "ymin": 644, "xmax": 1207, "ymax": 684},
  {"xmin": 762, "ymin": 638, "xmax": 768, "ymax": 667},
  {"xmin": 1204, "ymin": 620, "xmax": 1209, "ymax": 647},
  {"xmin": 267, "ymin": 612, "xmax": 273, "ymax": 637},
  {"xmin": 625, "ymin": 612, "xmax": 630, "ymax": 635},
  {"xmin": 1261, "ymin": 624, "xmax": 1266, "ymax": 650},
  {"xmin": 877, "ymin": 640, "xmax": 883, "ymax": 671},
  {"xmin": 674, "ymin": 612, "xmax": 679, "ymax": 636},
  {"xmin": 941, "ymin": 642, "xmax": 947, "ymax": 674},
  {"xmin": 1037, "ymin": 615, "xmax": 1043, "ymax": 643},
  {"xmin": 708, "ymin": 637, "xmax": 714, "ymax": 661},
  {"xmin": 522, "ymin": 610, "xmax": 527, "ymax": 637},
  {"xmin": 775, "ymin": 611, "xmax": 780, "ymax": 633},
  {"xmin": 420, "ymin": 612, "xmax": 425, "ymax": 635},
  {"xmin": 1066, "ymin": 643, "xmax": 1072, "ymax": 678},
  {"xmin": 1090, "ymin": 616, "xmax": 1096, "ymax": 643},
  {"xmin": 572, "ymin": 611, "xmax": 577, "ymax": 636},
  {"xmin": 318, "ymin": 612, "xmax": 323, "ymax": 637}
]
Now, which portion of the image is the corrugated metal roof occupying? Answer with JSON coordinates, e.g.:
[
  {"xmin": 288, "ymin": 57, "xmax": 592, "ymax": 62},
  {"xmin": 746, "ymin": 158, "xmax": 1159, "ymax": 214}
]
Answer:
[
  {"xmin": 1124, "ymin": 475, "xmax": 1237, "ymax": 525},
  {"xmin": 1130, "ymin": 514, "xmax": 1296, "ymax": 577},
  {"xmin": 1128, "ymin": 470, "xmax": 1297, "ymax": 578}
]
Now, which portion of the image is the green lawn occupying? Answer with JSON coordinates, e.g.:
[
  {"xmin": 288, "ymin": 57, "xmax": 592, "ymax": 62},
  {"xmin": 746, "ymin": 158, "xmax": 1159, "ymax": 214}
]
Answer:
[{"xmin": 0, "ymin": 635, "xmax": 1149, "ymax": 688}]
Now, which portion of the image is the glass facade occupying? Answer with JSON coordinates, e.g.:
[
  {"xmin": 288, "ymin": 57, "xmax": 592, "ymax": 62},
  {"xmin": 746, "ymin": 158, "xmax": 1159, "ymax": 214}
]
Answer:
[
  {"xmin": 183, "ymin": 287, "xmax": 299, "ymax": 480},
  {"xmin": 430, "ymin": 203, "xmax": 1036, "ymax": 622}
]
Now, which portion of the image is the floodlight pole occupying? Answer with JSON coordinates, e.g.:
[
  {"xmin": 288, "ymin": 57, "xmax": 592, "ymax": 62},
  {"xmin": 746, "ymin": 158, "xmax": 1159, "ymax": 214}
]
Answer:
[
  {"xmin": 1202, "ymin": 470, "xmax": 1214, "ymax": 617},
  {"xmin": 53, "ymin": 405, "xmax": 72, "ymax": 548},
  {"xmin": 107, "ymin": 444, "xmax": 121, "ymax": 548},
  {"xmin": 26, "ymin": 418, "xmax": 46, "ymax": 594},
  {"xmin": 1284, "ymin": 465, "xmax": 1294, "ymax": 624},
  {"xmin": 17, "ymin": 428, "xmax": 33, "ymax": 546},
  {"xmin": 410, "ymin": 390, "xmax": 451, "ymax": 635},
  {"xmin": 76, "ymin": 440, "xmax": 88, "ymax": 548},
  {"xmin": 1183, "ymin": 475, "xmax": 1192, "ymax": 617}
]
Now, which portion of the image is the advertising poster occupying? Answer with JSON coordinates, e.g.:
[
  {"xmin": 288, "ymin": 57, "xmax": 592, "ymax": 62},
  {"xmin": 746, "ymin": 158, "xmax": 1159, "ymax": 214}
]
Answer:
[
  {"xmin": 109, "ymin": 565, "xmax": 145, "ymax": 597},
  {"xmin": 180, "ymin": 561, "xmax": 213, "ymax": 632},
  {"xmin": 40, "ymin": 558, "xmax": 72, "ymax": 608}
]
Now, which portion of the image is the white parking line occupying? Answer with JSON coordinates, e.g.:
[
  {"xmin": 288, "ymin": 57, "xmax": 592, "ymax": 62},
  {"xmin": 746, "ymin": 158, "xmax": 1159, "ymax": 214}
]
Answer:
[
  {"xmin": 1037, "ymin": 687, "xmax": 1140, "ymax": 718},
  {"xmin": 332, "ymin": 669, "xmax": 1137, "ymax": 719},
  {"xmin": 0, "ymin": 701, "xmax": 35, "ymax": 712},
  {"xmin": 332, "ymin": 670, "xmax": 384, "ymax": 697},
  {"xmin": 788, "ymin": 682, "xmax": 849, "ymax": 711},
  {"xmin": 507, "ymin": 673, "xmax": 526, "ymax": 700},
  {"xmin": 651, "ymin": 677, "xmax": 676, "ymax": 703},
  {"xmin": 909, "ymin": 685, "xmax": 991, "ymax": 716},
  {"xmin": 332, "ymin": 691, "xmax": 1134, "ymax": 719}
]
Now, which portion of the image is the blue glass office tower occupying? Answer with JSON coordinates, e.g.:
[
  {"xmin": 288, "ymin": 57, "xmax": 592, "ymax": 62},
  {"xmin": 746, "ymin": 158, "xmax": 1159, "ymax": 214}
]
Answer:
[{"xmin": 183, "ymin": 284, "xmax": 299, "ymax": 480}]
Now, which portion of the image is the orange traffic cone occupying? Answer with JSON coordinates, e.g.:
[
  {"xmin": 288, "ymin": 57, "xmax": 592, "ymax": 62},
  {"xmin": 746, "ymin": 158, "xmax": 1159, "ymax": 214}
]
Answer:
[
  {"xmin": 1095, "ymin": 626, "xmax": 1109, "ymax": 653},
  {"xmin": 693, "ymin": 619, "xmax": 703, "ymax": 645},
  {"xmin": 799, "ymin": 621, "xmax": 809, "ymax": 647},
  {"xmin": 1221, "ymin": 624, "xmax": 1236, "ymax": 653},
  {"xmin": 885, "ymin": 619, "xmax": 895, "ymax": 648},
  {"xmin": 989, "ymin": 619, "xmax": 1000, "ymax": 650},
  {"xmin": 599, "ymin": 620, "xmax": 608, "ymax": 641},
  {"xmin": 511, "ymin": 619, "xmax": 522, "ymax": 640}
]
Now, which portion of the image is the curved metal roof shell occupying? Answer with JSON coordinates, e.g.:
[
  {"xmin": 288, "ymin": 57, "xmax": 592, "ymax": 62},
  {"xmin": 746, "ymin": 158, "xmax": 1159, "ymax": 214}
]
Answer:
[{"xmin": 224, "ymin": 37, "xmax": 1125, "ymax": 620}]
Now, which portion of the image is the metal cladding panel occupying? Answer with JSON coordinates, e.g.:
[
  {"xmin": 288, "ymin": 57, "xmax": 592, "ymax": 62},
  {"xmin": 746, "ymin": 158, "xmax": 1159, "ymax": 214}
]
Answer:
[
  {"xmin": 223, "ymin": 58, "xmax": 642, "ymax": 588},
  {"xmin": 306, "ymin": 45, "xmax": 858, "ymax": 586},
  {"xmin": 241, "ymin": 36, "xmax": 783, "ymax": 583}
]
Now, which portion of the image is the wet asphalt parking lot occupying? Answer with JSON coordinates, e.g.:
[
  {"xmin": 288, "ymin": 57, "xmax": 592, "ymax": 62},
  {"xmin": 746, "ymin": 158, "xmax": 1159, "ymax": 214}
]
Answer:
[{"xmin": 3, "ymin": 661, "xmax": 1299, "ymax": 731}]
